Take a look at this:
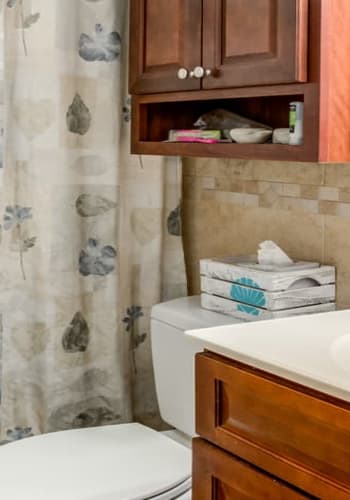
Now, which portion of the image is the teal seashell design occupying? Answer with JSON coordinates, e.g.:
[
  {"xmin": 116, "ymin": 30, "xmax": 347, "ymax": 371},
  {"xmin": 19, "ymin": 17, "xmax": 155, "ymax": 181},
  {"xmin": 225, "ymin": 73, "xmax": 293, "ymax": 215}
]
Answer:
[
  {"xmin": 234, "ymin": 277, "xmax": 262, "ymax": 289},
  {"xmin": 237, "ymin": 304, "xmax": 261, "ymax": 317},
  {"xmin": 230, "ymin": 279, "xmax": 266, "ymax": 308}
]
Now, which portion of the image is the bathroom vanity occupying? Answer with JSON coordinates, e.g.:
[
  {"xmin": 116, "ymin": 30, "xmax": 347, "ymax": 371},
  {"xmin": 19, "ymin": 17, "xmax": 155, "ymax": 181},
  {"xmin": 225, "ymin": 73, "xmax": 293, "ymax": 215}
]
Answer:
[{"xmin": 187, "ymin": 311, "xmax": 350, "ymax": 498}]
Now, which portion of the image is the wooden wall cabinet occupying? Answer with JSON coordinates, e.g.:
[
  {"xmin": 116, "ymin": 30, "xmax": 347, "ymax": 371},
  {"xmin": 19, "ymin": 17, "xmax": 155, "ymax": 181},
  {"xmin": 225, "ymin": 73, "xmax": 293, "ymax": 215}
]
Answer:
[
  {"xmin": 193, "ymin": 352, "xmax": 350, "ymax": 499},
  {"xmin": 130, "ymin": 0, "xmax": 307, "ymax": 94},
  {"xmin": 129, "ymin": 0, "xmax": 350, "ymax": 162}
]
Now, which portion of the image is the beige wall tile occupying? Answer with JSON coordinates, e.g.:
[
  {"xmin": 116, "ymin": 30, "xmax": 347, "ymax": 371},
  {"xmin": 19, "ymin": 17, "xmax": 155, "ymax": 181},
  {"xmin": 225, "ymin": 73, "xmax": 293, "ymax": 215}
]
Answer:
[
  {"xmin": 244, "ymin": 194, "xmax": 259, "ymax": 208},
  {"xmin": 283, "ymin": 183, "xmax": 301, "ymax": 197},
  {"xmin": 259, "ymin": 181, "xmax": 284, "ymax": 195},
  {"xmin": 251, "ymin": 161, "xmax": 324, "ymax": 185},
  {"xmin": 336, "ymin": 303, "xmax": 350, "ymax": 311},
  {"xmin": 334, "ymin": 272, "xmax": 350, "ymax": 305},
  {"xmin": 183, "ymin": 175, "xmax": 201, "ymax": 201},
  {"xmin": 259, "ymin": 187, "xmax": 280, "ymax": 208},
  {"xmin": 231, "ymin": 180, "xmax": 245, "ymax": 192},
  {"xmin": 183, "ymin": 199, "xmax": 324, "ymax": 293},
  {"xmin": 244, "ymin": 180, "xmax": 260, "ymax": 194},
  {"xmin": 182, "ymin": 158, "xmax": 197, "ymax": 176},
  {"xmin": 195, "ymin": 158, "xmax": 230, "ymax": 177},
  {"xmin": 200, "ymin": 176, "xmax": 216, "ymax": 189},
  {"xmin": 338, "ymin": 188, "xmax": 350, "ymax": 203},
  {"xmin": 319, "ymin": 200, "xmax": 338, "ymax": 216},
  {"xmin": 183, "ymin": 157, "xmax": 350, "ymax": 305},
  {"xmin": 279, "ymin": 197, "xmax": 319, "ymax": 215},
  {"xmin": 215, "ymin": 191, "xmax": 244, "ymax": 205},
  {"xmin": 200, "ymin": 189, "xmax": 216, "ymax": 201},
  {"xmin": 300, "ymin": 185, "xmax": 319, "ymax": 199},
  {"xmin": 318, "ymin": 186, "xmax": 339, "ymax": 201},
  {"xmin": 215, "ymin": 176, "xmax": 234, "ymax": 191},
  {"xmin": 336, "ymin": 203, "xmax": 350, "ymax": 217},
  {"xmin": 324, "ymin": 216, "xmax": 350, "ymax": 272},
  {"xmin": 325, "ymin": 164, "xmax": 350, "ymax": 188},
  {"xmin": 226, "ymin": 159, "xmax": 254, "ymax": 180}
]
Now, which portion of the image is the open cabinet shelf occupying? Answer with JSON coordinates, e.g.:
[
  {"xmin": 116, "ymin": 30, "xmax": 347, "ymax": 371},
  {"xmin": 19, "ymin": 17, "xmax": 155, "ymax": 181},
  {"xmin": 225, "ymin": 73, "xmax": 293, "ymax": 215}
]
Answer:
[{"xmin": 131, "ymin": 84, "xmax": 319, "ymax": 162}]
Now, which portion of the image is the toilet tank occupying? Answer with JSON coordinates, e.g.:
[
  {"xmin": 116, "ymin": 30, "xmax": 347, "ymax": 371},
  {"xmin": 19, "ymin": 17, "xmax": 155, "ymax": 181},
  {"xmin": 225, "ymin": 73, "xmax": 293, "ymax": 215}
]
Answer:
[{"xmin": 151, "ymin": 296, "xmax": 240, "ymax": 437}]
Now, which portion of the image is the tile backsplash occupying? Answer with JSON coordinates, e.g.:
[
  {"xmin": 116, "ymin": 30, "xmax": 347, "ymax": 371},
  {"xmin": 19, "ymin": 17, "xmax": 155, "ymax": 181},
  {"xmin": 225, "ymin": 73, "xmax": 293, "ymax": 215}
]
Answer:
[{"xmin": 182, "ymin": 158, "xmax": 350, "ymax": 308}]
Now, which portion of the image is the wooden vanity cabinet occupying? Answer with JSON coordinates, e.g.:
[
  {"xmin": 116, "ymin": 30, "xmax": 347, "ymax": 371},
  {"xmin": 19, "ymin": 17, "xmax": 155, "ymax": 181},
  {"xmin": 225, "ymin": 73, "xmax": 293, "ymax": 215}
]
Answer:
[{"xmin": 193, "ymin": 352, "xmax": 350, "ymax": 499}]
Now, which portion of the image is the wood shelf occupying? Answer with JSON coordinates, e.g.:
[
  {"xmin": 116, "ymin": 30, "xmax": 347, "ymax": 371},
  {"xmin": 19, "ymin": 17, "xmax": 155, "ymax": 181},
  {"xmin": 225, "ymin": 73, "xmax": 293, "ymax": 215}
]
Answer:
[{"xmin": 132, "ymin": 142, "xmax": 317, "ymax": 162}]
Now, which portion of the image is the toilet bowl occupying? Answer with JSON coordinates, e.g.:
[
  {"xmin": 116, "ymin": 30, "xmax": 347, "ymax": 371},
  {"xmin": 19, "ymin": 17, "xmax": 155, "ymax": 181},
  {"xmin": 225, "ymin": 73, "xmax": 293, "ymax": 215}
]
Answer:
[{"xmin": 0, "ymin": 296, "xmax": 239, "ymax": 499}]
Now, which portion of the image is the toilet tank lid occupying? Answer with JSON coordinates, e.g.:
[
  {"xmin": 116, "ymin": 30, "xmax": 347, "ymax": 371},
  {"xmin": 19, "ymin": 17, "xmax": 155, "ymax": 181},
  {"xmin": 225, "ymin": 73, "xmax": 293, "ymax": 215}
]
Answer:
[{"xmin": 151, "ymin": 295, "xmax": 242, "ymax": 331}]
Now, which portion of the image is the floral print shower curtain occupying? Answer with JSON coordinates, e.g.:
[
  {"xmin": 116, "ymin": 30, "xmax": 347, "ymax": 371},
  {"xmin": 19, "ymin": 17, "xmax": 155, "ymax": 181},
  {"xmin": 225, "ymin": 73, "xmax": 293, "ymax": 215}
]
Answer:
[{"xmin": 0, "ymin": 0, "xmax": 186, "ymax": 443}]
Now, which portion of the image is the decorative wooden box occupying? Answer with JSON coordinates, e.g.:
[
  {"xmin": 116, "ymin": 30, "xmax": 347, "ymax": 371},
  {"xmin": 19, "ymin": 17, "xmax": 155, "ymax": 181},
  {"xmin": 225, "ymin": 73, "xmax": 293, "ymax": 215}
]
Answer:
[{"xmin": 200, "ymin": 257, "xmax": 336, "ymax": 321}]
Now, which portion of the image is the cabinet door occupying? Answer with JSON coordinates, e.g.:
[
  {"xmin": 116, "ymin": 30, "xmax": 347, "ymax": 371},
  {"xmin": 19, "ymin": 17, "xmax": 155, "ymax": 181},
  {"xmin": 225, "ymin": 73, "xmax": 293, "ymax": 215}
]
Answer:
[
  {"xmin": 192, "ymin": 438, "xmax": 313, "ymax": 500},
  {"xmin": 202, "ymin": 0, "xmax": 308, "ymax": 89},
  {"xmin": 196, "ymin": 352, "xmax": 350, "ymax": 499},
  {"xmin": 129, "ymin": 0, "xmax": 202, "ymax": 94}
]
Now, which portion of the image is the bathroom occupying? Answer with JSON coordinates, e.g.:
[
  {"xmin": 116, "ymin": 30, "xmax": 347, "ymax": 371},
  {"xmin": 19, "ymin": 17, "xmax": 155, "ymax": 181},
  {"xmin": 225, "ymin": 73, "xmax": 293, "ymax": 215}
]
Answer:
[{"xmin": 1, "ymin": 1, "xmax": 350, "ymax": 499}]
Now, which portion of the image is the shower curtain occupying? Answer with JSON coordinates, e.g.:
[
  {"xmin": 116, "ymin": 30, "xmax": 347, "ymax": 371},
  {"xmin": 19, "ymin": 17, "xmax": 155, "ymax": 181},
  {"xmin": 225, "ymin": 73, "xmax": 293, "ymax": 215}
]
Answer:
[{"xmin": 0, "ymin": 0, "xmax": 186, "ymax": 443}]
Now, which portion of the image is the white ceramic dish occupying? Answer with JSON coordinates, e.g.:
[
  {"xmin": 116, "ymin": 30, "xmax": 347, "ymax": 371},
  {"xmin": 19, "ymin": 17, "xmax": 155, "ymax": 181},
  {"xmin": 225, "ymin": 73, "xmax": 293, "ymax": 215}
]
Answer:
[{"xmin": 230, "ymin": 128, "xmax": 272, "ymax": 144}]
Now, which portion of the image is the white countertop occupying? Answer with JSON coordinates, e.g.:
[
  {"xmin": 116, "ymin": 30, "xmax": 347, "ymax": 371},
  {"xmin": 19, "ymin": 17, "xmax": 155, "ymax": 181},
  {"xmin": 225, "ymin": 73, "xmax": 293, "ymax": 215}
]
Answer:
[{"xmin": 186, "ymin": 309, "xmax": 350, "ymax": 402}]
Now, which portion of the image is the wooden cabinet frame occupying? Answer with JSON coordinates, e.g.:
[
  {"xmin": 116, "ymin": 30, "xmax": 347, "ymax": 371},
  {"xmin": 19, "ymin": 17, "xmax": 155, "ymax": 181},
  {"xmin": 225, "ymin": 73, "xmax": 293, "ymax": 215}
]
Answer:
[{"xmin": 129, "ymin": 0, "xmax": 350, "ymax": 162}]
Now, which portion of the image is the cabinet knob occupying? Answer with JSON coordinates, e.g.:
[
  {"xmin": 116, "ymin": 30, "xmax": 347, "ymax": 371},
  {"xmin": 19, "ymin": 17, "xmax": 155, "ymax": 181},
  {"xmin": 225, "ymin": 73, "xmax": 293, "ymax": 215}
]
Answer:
[
  {"xmin": 190, "ymin": 66, "xmax": 212, "ymax": 79},
  {"xmin": 177, "ymin": 68, "xmax": 189, "ymax": 80}
]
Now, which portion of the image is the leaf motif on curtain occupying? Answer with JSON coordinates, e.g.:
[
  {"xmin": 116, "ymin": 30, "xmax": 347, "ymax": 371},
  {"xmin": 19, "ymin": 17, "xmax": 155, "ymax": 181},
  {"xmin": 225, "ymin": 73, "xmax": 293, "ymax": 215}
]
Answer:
[
  {"xmin": 167, "ymin": 204, "xmax": 182, "ymax": 236},
  {"xmin": 23, "ymin": 12, "xmax": 40, "ymax": 28},
  {"xmin": 0, "ymin": 426, "xmax": 34, "ymax": 445},
  {"xmin": 72, "ymin": 407, "xmax": 120, "ymax": 428},
  {"xmin": 79, "ymin": 238, "xmax": 117, "ymax": 276},
  {"xmin": 123, "ymin": 306, "xmax": 147, "ymax": 375},
  {"xmin": 48, "ymin": 397, "xmax": 122, "ymax": 431},
  {"xmin": 75, "ymin": 193, "xmax": 117, "ymax": 217},
  {"xmin": 62, "ymin": 312, "xmax": 90, "ymax": 353},
  {"xmin": 79, "ymin": 24, "xmax": 121, "ymax": 62},
  {"xmin": 6, "ymin": 0, "xmax": 40, "ymax": 56},
  {"xmin": 3, "ymin": 205, "xmax": 36, "ymax": 280},
  {"xmin": 66, "ymin": 94, "xmax": 92, "ymax": 135}
]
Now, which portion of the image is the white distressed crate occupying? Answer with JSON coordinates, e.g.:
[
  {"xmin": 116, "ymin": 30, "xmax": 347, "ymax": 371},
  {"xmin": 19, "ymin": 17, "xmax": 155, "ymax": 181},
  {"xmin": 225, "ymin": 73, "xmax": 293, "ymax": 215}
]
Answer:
[
  {"xmin": 200, "ymin": 257, "xmax": 335, "ymax": 292},
  {"xmin": 201, "ymin": 276, "xmax": 336, "ymax": 311},
  {"xmin": 201, "ymin": 293, "xmax": 336, "ymax": 322}
]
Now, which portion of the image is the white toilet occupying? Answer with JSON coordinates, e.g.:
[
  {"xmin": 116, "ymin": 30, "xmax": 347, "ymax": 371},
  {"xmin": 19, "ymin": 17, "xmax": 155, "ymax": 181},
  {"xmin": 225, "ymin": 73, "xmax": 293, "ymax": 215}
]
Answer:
[{"xmin": 0, "ymin": 296, "xmax": 238, "ymax": 499}]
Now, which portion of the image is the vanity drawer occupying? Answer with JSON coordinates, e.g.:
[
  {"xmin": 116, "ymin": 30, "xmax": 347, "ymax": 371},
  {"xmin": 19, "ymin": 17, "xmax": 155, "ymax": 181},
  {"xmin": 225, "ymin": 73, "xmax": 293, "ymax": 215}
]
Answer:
[
  {"xmin": 196, "ymin": 352, "xmax": 350, "ymax": 498},
  {"xmin": 192, "ymin": 438, "xmax": 314, "ymax": 499}
]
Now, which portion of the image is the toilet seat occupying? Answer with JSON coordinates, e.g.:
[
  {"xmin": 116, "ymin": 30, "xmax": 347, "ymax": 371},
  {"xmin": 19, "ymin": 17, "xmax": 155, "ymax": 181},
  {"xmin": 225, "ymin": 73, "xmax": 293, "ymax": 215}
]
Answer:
[{"xmin": 0, "ymin": 423, "xmax": 192, "ymax": 500}]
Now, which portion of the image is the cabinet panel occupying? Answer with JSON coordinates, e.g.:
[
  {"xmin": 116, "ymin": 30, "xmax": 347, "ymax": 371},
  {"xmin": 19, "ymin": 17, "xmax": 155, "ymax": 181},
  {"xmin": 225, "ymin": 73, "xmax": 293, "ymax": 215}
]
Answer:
[
  {"xmin": 224, "ymin": 0, "xmax": 276, "ymax": 58},
  {"xmin": 129, "ymin": 0, "xmax": 202, "ymax": 94},
  {"xmin": 192, "ymin": 438, "xmax": 313, "ymax": 500},
  {"xmin": 196, "ymin": 352, "xmax": 350, "ymax": 498},
  {"xmin": 202, "ymin": 0, "xmax": 308, "ymax": 89}
]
